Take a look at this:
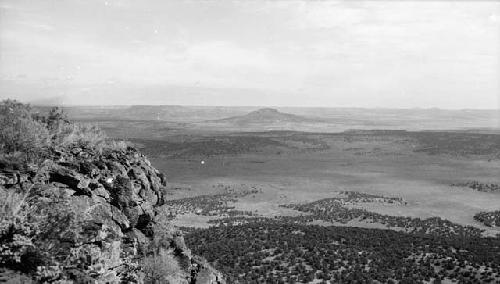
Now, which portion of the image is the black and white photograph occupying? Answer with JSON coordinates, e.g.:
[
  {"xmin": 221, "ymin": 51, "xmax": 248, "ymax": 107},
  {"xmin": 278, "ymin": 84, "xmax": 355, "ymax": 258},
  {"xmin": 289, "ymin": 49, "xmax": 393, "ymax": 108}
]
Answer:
[{"xmin": 1, "ymin": 0, "xmax": 499, "ymax": 283}]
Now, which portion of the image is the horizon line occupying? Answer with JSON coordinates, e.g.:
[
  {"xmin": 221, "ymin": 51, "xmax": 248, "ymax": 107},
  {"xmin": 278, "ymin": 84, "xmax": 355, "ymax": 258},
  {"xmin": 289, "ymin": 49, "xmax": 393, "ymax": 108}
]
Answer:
[{"xmin": 29, "ymin": 103, "xmax": 500, "ymax": 112}]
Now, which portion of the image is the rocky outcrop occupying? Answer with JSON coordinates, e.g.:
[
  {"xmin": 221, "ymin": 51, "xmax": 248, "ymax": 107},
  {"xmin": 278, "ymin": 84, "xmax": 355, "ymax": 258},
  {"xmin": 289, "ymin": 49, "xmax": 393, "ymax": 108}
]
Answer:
[{"xmin": 0, "ymin": 146, "xmax": 225, "ymax": 283}]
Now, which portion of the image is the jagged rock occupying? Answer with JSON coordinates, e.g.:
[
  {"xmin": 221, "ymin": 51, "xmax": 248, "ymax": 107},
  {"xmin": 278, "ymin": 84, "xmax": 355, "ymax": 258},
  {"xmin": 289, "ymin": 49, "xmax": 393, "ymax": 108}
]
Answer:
[
  {"xmin": 93, "ymin": 185, "xmax": 110, "ymax": 200},
  {"xmin": 48, "ymin": 166, "xmax": 91, "ymax": 196},
  {"xmin": 0, "ymin": 146, "xmax": 225, "ymax": 283},
  {"xmin": 0, "ymin": 268, "xmax": 35, "ymax": 283},
  {"xmin": 79, "ymin": 161, "xmax": 99, "ymax": 178},
  {"xmin": 106, "ymin": 161, "xmax": 127, "ymax": 177},
  {"xmin": 0, "ymin": 170, "xmax": 18, "ymax": 186}
]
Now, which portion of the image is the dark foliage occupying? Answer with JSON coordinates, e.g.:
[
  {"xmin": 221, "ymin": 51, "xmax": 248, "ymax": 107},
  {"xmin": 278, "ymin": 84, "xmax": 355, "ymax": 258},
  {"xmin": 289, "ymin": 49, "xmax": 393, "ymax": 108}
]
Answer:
[
  {"xmin": 451, "ymin": 181, "xmax": 500, "ymax": 193},
  {"xmin": 279, "ymin": 194, "xmax": 482, "ymax": 238},
  {"xmin": 130, "ymin": 136, "xmax": 285, "ymax": 158},
  {"xmin": 475, "ymin": 211, "xmax": 500, "ymax": 228},
  {"xmin": 186, "ymin": 222, "xmax": 500, "ymax": 283}
]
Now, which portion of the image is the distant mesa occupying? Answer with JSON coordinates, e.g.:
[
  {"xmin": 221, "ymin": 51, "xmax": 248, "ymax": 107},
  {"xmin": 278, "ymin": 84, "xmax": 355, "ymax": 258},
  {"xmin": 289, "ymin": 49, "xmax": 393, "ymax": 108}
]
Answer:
[{"xmin": 211, "ymin": 108, "xmax": 322, "ymax": 124}]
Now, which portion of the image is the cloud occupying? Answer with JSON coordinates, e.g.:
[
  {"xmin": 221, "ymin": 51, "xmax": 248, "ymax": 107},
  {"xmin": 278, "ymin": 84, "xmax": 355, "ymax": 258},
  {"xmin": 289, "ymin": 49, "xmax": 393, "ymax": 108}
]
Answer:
[
  {"xmin": 295, "ymin": 2, "xmax": 367, "ymax": 29},
  {"xmin": 489, "ymin": 13, "xmax": 499, "ymax": 23},
  {"xmin": 0, "ymin": 0, "xmax": 498, "ymax": 108},
  {"xmin": 186, "ymin": 41, "xmax": 271, "ymax": 69},
  {"xmin": 20, "ymin": 21, "xmax": 54, "ymax": 31}
]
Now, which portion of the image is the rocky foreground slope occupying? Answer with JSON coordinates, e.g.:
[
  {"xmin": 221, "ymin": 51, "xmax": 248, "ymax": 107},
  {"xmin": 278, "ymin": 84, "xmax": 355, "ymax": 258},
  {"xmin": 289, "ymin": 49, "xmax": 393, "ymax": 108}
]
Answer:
[{"xmin": 0, "ymin": 145, "xmax": 224, "ymax": 283}]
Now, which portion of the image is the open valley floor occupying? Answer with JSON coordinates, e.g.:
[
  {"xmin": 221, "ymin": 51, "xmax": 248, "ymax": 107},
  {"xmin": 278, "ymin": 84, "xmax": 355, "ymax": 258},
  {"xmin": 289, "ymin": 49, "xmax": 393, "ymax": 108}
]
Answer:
[{"xmin": 99, "ymin": 117, "xmax": 500, "ymax": 283}]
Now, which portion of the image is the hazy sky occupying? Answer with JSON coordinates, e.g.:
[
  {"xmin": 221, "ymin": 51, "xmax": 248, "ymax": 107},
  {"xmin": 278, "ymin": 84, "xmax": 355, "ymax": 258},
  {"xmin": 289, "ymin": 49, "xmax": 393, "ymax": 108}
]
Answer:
[{"xmin": 0, "ymin": 0, "xmax": 499, "ymax": 108}]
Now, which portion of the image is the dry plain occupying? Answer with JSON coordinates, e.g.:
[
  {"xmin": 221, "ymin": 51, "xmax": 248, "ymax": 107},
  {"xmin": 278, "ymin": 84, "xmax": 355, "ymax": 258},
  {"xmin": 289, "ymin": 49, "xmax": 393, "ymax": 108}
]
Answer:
[
  {"xmin": 69, "ymin": 107, "xmax": 500, "ymax": 282},
  {"xmin": 126, "ymin": 130, "xmax": 500, "ymax": 235}
]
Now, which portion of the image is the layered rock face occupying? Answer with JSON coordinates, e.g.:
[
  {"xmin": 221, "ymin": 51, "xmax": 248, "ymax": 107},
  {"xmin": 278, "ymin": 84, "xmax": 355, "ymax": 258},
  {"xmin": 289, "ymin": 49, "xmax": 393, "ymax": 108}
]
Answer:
[{"xmin": 0, "ymin": 146, "xmax": 224, "ymax": 283}]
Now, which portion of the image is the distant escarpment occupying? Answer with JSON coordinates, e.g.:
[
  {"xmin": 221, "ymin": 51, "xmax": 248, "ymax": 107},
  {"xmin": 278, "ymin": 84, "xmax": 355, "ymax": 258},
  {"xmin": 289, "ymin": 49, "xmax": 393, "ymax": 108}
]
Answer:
[{"xmin": 0, "ymin": 101, "xmax": 224, "ymax": 283}]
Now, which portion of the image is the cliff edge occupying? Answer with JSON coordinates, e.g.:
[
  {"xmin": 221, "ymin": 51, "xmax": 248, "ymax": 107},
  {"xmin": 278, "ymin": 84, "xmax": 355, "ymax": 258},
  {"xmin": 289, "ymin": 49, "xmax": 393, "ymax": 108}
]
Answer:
[{"xmin": 0, "ymin": 145, "xmax": 224, "ymax": 283}]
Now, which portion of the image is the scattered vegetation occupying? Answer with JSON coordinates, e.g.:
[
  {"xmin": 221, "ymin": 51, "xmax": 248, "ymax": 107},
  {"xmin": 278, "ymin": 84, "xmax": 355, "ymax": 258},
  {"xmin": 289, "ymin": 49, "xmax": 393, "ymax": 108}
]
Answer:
[
  {"xmin": 143, "ymin": 210, "xmax": 186, "ymax": 283},
  {"xmin": 132, "ymin": 132, "xmax": 330, "ymax": 159},
  {"xmin": 132, "ymin": 136, "xmax": 285, "ymax": 158},
  {"xmin": 410, "ymin": 131, "xmax": 500, "ymax": 158},
  {"xmin": 336, "ymin": 130, "xmax": 500, "ymax": 158},
  {"xmin": 133, "ymin": 129, "xmax": 500, "ymax": 161},
  {"xmin": 474, "ymin": 211, "xmax": 500, "ymax": 228},
  {"xmin": 181, "ymin": 191, "xmax": 497, "ymax": 282},
  {"xmin": 451, "ymin": 181, "xmax": 500, "ymax": 193},
  {"xmin": 162, "ymin": 188, "xmax": 259, "ymax": 218},
  {"xmin": 280, "ymin": 195, "xmax": 482, "ymax": 238},
  {"xmin": 0, "ymin": 100, "xmax": 116, "ymax": 165},
  {"xmin": 331, "ymin": 191, "xmax": 406, "ymax": 205},
  {"xmin": 142, "ymin": 250, "xmax": 183, "ymax": 283},
  {"xmin": 186, "ymin": 222, "xmax": 500, "ymax": 283}
]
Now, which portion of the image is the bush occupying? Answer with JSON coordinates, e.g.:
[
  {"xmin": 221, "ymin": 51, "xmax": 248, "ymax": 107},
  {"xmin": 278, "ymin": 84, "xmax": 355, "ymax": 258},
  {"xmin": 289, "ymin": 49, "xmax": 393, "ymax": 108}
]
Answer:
[
  {"xmin": 142, "ymin": 249, "xmax": 182, "ymax": 283},
  {"xmin": 0, "ymin": 185, "xmax": 40, "ymax": 273},
  {"xmin": 41, "ymin": 105, "xmax": 107, "ymax": 149},
  {"xmin": 139, "ymin": 209, "xmax": 188, "ymax": 283},
  {"xmin": 104, "ymin": 140, "xmax": 130, "ymax": 151},
  {"xmin": 51, "ymin": 122, "xmax": 106, "ymax": 148},
  {"xmin": 0, "ymin": 187, "xmax": 26, "ymax": 219},
  {"xmin": 0, "ymin": 99, "xmax": 113, "ymax": 162},
  {"xmin": 0, "ymin": 100, "xmax": 51, "ymax": 162}
]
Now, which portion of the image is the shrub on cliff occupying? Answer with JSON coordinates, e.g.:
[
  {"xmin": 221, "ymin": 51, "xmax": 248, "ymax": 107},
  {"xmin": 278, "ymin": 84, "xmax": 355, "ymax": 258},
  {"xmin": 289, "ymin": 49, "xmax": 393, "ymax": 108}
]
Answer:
[
  {"xmin": 0, "ymin": 100, "xmax": 224, "ymax": 283},
  {"xmin": 0, "ymin": 100, "xmax": 109, "ymax": 163},
  {"xmin": 0, "ymin": 99, "xmax": 107, "ymax": 238},
  {"xmin": 44, "ymin": 106, "xmax": 107, "ymax": 149},
  {"xmin": 52, "ymin": 122, "xmax": 106, "ymax": 149},
  {"xmin": 0, "ymin": 100, "xmax": 51, "ymax": 163},
  {"xmin": 142, "ymin": 250, "xmax": 183, "ymax": 282},
  {"xmin": 0, "ymin": 100, "xmax": 115, "ymax": 279}
]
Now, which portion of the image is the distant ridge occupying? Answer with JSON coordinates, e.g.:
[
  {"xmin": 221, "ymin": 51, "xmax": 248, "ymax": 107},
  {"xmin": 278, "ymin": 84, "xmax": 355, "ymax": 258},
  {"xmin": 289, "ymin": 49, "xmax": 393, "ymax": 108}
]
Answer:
[{"xmin": 211, "ymin": 108, "xmax": 322, "ymax": 124}]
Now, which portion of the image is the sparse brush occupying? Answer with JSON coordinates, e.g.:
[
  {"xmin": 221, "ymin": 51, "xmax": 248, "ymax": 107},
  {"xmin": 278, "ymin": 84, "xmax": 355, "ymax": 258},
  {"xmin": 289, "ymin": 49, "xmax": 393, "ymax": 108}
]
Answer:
[
  {"xmin": 142, "ymin": 249, "xmax": 183, "ymax": 283},
  {"xmin": 0, "ymin": 100, "xmax": 52, "ymax": 163},
  {"xmin": 0, "ymin": 152, "xmax": 26, "ymax": 171},
  {"xmin": 103, "ymin": 140, "xmax": 130, "ymax": 151},
  {"xmin": 0, "ymin": 99, "xmax": 128, "ymax": 161},
  {"xmin": 139, "ymin": 210, "xmax": 189, "ymax": 283},
  {"xmin": 0, "ymin": 187, "xmax": 25, "ymax": 219},
  {"xmin": 51, "ymin": 122, "xmax": 106, "ymax": 148},
  {"xmin": 0, "ymin": 161, "xmax": 50, "ymax": 220}
]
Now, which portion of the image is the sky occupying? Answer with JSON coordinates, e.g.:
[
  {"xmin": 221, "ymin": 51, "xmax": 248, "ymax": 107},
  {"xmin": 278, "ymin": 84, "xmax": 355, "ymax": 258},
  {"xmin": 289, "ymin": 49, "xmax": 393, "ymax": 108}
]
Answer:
[{"xmin": 0, "ymin": 0, "xmax": 499, "ymax": 109}]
